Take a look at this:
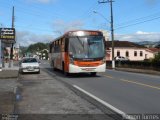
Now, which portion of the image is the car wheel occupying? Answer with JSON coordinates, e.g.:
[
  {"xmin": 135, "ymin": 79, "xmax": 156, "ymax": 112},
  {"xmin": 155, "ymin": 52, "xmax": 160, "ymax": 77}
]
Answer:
[
  {"xmin": 20, "ymin": 69, "xmax": 24, "ymax": 74},
  {"xmin": 37, "ymin": 70, "xmax": 40, "ymax": 74}
]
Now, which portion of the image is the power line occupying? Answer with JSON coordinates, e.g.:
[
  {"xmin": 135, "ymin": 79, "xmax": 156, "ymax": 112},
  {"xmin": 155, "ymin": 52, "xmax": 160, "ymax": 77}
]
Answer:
[
  {"xmin": 115, "ymin": 11, "xmax": 160, "ymax": 27},
  {"xmin": 115, "ymin": 15, "xmax": 160, "ymax": 30},
  {"xmin": 0, "ymin": 1, "xmax": 66, "ymax": 19}
]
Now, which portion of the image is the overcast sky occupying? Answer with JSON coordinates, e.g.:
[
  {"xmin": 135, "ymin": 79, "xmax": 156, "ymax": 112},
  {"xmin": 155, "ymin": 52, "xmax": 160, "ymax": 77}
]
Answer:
[{"xmin": 0, "ymin": 0, "xmax": 160, "ymax": 46}]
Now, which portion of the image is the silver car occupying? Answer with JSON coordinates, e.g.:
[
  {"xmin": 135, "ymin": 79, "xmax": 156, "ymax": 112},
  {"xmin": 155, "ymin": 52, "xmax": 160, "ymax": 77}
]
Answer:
[
  {"xmin": 19, "ymin": 57, "xmax": 40, "ymax": 74},
  {"xmin": 114, "ymin": 56, "xmax": 129, "ymax": 61}
]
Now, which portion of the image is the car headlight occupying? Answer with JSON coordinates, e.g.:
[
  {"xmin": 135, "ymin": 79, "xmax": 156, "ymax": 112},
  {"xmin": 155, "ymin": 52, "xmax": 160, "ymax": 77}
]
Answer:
[{"xmin": 21, "ymin": 66, "xmax": 27, "ymax": 69}]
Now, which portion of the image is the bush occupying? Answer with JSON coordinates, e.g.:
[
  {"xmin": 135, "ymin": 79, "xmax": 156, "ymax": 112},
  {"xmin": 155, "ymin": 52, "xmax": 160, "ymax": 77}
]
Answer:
[{"xmin": 152, "ymin": 52, "xmax": 160, "ymax": 63}]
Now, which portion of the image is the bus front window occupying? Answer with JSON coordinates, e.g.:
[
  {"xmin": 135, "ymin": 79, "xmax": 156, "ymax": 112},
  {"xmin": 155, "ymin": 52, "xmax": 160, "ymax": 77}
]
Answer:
[{"xmin": 69, "ymin": 36, "xmax": 104, "ymax": 59}]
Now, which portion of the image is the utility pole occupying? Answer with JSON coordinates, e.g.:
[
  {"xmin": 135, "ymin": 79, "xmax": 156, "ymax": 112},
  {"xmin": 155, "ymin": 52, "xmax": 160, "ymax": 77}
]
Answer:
[
  {"xmin": 98, "ymin": 0, "xmax": 115, "ymax": 69},
  {"xmin": 9, "ymin": 6, "xmax": 15, "ymax": 67}
]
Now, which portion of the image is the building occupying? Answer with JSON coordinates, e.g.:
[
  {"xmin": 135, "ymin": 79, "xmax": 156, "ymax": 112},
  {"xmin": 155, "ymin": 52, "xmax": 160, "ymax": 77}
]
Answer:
[
  {"xmin": 145, "ymin": 48, "xmax": 160, "ymax": 58},
  {"xmin": 13, "ymin": 43, "xmax": 20, "ymax": 61},
  {"xmin": 105, "ymin": 41, "xmax": 160, "ymax": 61}
]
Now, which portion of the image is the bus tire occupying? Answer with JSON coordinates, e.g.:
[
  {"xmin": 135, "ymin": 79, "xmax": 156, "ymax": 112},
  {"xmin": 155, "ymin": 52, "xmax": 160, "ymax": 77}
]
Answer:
[
  {"xmin": 53, "ymin": 61, "xmax": 56, "ymax": 71},
  {"xmin": 90, "ymin": 72, "xmax": 97, "ymax": 76},
  {"xmin": 62, "ymin": 62, "xmax": 69, "ymax": 76}
]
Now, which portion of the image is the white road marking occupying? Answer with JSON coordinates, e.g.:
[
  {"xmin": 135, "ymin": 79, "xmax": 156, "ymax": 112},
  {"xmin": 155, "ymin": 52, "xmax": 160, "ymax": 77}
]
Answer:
[{"xmin": 73, "ymin": 85, "xmax": 136, "ymax": 120}]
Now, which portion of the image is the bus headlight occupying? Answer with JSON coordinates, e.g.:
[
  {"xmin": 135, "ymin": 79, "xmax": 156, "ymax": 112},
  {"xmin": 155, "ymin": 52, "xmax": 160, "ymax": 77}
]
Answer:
[
  {"xmin": 70, "ymin": 58, "xmax": 74, "ymax": 65},
  {"xmin": 102, "ymin": 58, "xmax": 106, "ymax": 63}
]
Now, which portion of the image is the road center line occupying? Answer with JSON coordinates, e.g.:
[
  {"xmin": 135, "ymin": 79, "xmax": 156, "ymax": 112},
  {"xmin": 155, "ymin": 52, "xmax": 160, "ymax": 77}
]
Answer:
[
  {"xmin": 73, "ymin": 85, "xmax": 135, "ymax": 120},
  {"xmin": 120, "ymin": 79, "xmax": 160, "ymax": 90},
  {"xmin": 102, "ymin": 74, "xmax": 113, "ymax": 79}
]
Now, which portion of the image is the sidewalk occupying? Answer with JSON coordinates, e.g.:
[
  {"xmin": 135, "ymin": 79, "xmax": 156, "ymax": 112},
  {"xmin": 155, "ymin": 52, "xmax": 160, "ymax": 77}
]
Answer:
[
  {"xmin": 0, "ymin": 61, "xmax": 19, "ymax": 78},
  {"xmin": 0, "ymin": 78, "xmax": 17, "ymax": 113}
]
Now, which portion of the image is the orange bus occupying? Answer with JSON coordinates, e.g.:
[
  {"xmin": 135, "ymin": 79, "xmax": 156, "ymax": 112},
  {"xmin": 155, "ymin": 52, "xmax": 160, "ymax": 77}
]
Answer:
[{"xmin": 49, "ymin": 30, "xmax": 106, "ymax": 76}]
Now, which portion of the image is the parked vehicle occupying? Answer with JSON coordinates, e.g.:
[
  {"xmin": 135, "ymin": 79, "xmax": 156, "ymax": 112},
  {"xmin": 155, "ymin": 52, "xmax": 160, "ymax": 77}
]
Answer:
[
  {"xmin": 19, "ymin": 57, "xmax": 40, "ymax": 74},
  {"xmin": 114, "ymin": 56, "xmax": 129, "ymax": 61}
]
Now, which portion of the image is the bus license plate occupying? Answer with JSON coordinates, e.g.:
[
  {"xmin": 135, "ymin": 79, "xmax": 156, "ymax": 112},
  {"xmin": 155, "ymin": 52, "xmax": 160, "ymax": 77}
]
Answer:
[{"xmin": 82, "ymin": 68, "xmax": 95, "ymax": 72}]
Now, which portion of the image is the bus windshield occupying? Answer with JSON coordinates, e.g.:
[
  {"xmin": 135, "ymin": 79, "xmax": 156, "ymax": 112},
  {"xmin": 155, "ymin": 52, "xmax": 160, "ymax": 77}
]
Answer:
[{"xmin": 69, "ymin": 36, "xmax": 105, "ymax": 59}]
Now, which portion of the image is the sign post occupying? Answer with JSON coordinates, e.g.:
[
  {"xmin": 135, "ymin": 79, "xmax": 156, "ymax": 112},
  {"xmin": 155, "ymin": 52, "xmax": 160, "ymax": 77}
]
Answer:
[
  {"xmin": 0, "ymin": 28, "xmax": 15, "ymax": 43},
  {"xmin": 0, "ymin": 28, "xmax": 15, "ymax": 68},
  {"xmin": 0, "ymin": 39, "xmax": 2, "ymax": 71}
]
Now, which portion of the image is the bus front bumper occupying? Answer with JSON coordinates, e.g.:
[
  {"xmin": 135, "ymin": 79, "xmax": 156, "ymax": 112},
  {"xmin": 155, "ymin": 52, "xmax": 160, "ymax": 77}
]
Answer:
[{"xmin": 69, "ymin": 63, "xmax": 106, "ymax": 73}]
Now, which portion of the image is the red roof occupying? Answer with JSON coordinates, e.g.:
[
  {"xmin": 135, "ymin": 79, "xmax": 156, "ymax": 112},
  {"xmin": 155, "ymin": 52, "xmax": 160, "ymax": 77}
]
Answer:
[
  {"xmin": 106, "ymin": 41, "xmax": 146, "ymax": 48},
  {"xmin": 146, "ymin": 48, "xmax": 160, "ymax": 53}
]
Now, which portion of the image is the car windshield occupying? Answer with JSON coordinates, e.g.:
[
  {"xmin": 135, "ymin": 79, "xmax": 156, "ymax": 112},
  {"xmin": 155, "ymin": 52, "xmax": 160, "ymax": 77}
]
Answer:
[
  {"xmin": 22, "ymin": 58, "xmax": 37, "ymax": 63},
  {"xmin": 69, "ymin": 36, "xmax": 105, "ymax": 59}
]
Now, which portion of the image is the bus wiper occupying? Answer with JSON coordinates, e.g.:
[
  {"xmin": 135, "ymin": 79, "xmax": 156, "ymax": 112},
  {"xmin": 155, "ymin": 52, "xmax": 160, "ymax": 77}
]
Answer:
[{"xmin": 76, "ymin": 36, "xmax": 84, "ymax": 48}]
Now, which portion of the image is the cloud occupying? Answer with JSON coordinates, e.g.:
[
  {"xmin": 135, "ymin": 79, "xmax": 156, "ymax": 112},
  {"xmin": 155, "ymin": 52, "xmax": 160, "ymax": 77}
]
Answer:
[
  {"xmin": 136, "ymin": 31, "xmax": 149, "ymax": 35},
  {"xmin": 16, "ymin": 31, "xmax": 53, "ymax": 46},
  {"xmin": 52, "ymin": 20, "xmax": 84, "ymax": 35},
  {"xmin": 115, "ymin": 31, "xmax": 160, "ymax": 42},
  {"xmin": 15, "ymin": 20, "xmax": 84, "ymax": 46}
]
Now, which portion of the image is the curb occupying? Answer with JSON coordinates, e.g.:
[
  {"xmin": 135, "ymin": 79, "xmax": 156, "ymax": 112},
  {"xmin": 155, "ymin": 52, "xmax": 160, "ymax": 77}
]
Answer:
[{"xmin": 0, "ymin": 69, "xmax": 19, "ymax": 79}]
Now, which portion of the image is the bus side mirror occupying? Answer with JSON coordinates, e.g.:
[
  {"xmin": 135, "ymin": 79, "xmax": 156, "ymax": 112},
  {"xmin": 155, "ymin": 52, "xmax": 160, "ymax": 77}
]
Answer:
[{"xmin": 69, "ymin": 52, "xmax": 73, "ymax": 58}]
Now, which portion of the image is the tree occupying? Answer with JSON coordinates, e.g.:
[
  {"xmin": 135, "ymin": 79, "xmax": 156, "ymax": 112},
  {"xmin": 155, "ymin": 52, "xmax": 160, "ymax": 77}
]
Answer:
[
  {"xmin": 19, "ymin": 46, "xmax": 27, "ymax": 57},
  {"xmin": 27, "ymin": 42, "xmax": 48, "ymax": 53}
]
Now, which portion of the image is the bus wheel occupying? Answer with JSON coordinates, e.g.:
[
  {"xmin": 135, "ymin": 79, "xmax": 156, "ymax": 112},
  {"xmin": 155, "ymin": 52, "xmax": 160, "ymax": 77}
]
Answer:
[
  {"xmin": 62, "ymin": 62, "xmax": 69, "ymax": 76},
  {"xmin": 53, "ymin": 61, "xmax": 56, "ymax": 71},
  {"xmin": 90, "ymin": 72, "xmax": 97, "ymax": 76}
]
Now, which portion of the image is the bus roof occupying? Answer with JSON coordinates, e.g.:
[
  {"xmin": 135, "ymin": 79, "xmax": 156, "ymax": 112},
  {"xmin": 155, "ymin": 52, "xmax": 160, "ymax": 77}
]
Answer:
[{"xmin": 50, "ymin": 30, "xmax": 103, "ymax": 44}]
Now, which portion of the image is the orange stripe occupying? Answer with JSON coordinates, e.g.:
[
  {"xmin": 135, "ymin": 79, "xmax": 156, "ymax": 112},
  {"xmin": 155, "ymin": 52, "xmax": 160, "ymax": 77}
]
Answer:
[
  {"xmin": 64, "ymin": 52, "xmax": 69, "ymax": 72},
  {"xmin": 74, "ymin": 60, "xmax": 103, "ymax": 67}
]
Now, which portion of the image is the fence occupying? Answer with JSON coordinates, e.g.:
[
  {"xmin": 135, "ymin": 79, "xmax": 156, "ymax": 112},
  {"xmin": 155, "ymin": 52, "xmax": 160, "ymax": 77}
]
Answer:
[{"xmin": 106, "ymin": 61, "xmax": 160, "ymax": 71}]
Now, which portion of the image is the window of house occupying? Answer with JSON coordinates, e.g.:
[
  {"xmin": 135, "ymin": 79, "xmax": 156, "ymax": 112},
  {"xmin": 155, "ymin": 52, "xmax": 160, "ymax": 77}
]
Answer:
[
  {"xmin": 126, "ymin": 51, "xmax": 129, "ymax": 57},
  {"xmin": 140, "ymin": 51, "xmax": 143, "ymax": 57},
  {"xmin": 117, "ymin": 51, "xmax": 120, "ymax": 56},
  {"xmin": 134, "ymin": 51, "xmax": 137, "ymax": 56}
]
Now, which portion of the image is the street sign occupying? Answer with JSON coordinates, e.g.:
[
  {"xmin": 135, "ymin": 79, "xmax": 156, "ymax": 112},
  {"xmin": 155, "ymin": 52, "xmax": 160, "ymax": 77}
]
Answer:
[{"xmin": 0, "ymin": 28, "xmax": 15, "ymax": 43}]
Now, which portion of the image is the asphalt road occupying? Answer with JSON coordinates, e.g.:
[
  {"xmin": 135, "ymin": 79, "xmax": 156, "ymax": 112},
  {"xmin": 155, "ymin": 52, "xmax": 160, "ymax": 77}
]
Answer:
[{"xmin": 41, "ymin": 60, "xmax": 160, "ymax": 115}]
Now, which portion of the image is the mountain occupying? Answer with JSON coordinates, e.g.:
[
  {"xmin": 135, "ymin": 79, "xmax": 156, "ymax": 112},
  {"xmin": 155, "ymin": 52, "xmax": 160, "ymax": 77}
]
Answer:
[{"xmin": 135, "ymin": 41, "xmax": 160, "ymax": 48}]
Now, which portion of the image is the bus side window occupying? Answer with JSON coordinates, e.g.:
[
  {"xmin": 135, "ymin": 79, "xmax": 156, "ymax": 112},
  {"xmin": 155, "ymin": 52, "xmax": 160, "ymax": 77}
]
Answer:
[
  {"xmin": 49, "ymin": 44, "xmax": 52, "ymax": 53},
  {"xmin": 61, "ymin": 39, "xmax": 65, "ymax": 52},
  {"xmin": 65, "ymin": 38, "xmax": 69, "ymax": 52}
]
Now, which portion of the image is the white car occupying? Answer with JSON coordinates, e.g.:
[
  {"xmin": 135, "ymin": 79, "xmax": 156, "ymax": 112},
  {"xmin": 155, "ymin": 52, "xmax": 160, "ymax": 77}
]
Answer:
[
  {"xmin": 19, "ymin": 57, "xmax": 40, "ymax": 74},
  {"xmin": 114, "ymin": 56, "xmax": 129, "ymax": 61}
]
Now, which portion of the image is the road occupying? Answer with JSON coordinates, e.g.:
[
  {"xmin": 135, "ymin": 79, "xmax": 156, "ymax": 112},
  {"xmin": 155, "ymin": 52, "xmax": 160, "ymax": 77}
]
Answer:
[{"xmin": 41, "ymin": 60, "xmax": 160, "ymax": 115}]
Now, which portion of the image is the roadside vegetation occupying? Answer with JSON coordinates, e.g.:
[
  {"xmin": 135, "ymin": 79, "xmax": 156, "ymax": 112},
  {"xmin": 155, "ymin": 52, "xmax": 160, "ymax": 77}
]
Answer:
[{"xmin": 19, "ymin": 42, "xmax": 49, "ymax": 57}]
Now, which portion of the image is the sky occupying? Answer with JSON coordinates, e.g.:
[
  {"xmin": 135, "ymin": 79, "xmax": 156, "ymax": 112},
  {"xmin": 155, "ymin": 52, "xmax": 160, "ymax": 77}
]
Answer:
[{"xmin": 0, "ymin": 0, "xmax": 160, "ymax": 46}]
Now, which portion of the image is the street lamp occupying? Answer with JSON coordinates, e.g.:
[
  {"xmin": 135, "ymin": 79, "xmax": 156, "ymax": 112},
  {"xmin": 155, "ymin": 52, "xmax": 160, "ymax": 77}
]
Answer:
[
  {"xmin": 94, "ymin": 0, "xmax": 115, "ymax": 69},
  {"xmin": 93, "ymin": 11, "xmax": 110, "ymax": 24}
]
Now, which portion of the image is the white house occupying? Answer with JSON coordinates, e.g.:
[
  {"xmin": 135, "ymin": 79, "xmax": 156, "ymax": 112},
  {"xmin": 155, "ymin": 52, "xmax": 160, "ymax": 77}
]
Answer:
[{"xmin": 106, "ymin": 41, "xmax": 160, "ymax": 61}]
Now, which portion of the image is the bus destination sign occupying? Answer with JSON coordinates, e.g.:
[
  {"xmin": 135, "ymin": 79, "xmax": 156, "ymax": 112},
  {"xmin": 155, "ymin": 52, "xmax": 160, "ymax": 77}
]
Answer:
[
  {"xmin": 69, "ymin": 31, "xmax": 102, "ymax": 36},
  {"xmin": 0, "ymin": 28, "xmax": 15, "ymax": 43}
]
